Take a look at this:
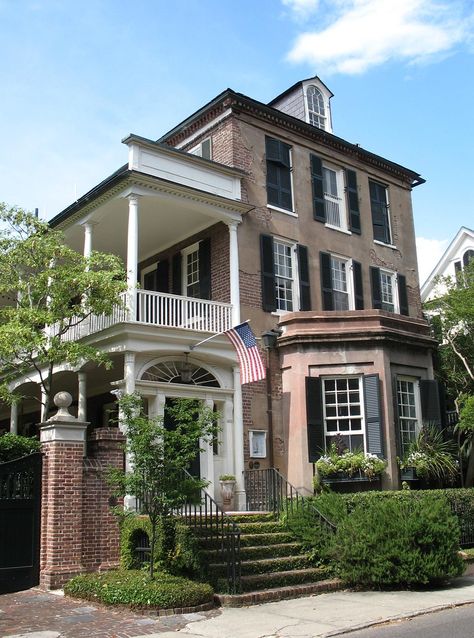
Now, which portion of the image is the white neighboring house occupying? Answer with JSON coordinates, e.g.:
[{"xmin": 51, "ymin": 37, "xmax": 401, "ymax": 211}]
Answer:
[{"xmin": 421, "ymin": 227, "xmax": 474, "ymax": 303}]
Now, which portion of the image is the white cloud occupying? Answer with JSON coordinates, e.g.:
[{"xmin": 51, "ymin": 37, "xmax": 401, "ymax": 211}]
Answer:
[
  {"xmin": 416, "ymin": 236, "xmax": 449, "ymax": 285},
  {"xmin": 282, "ymin": 0, "xmax": 320, "ymax": 20},
  {"xmin": 286, "ymin": 0, "xmax": 473, "ymax": 74}
]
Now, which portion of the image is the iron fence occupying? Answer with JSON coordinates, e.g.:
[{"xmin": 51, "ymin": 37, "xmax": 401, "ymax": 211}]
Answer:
[{"xmin": 244, "ymin": 468, "xmax": 336, "ymax": 534}]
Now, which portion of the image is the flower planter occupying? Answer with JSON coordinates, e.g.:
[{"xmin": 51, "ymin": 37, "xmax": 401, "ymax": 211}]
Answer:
[
  {"xmin": 219, "ymin": 479, "xmax": 236, "ymax": 512},
  {"xmin": 321, "ymin": 471, "xmax": 382, "ymax": 493}
]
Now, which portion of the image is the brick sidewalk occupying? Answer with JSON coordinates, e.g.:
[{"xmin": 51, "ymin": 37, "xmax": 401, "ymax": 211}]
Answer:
[{"xmin": 0, "ymin": 588, "xmax": 220, "ymax": 638}]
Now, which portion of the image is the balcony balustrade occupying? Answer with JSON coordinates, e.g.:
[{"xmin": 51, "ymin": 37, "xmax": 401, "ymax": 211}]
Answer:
[{"xmin": 57, "ymin": 291, "xmax": 233, "ymax": 342}]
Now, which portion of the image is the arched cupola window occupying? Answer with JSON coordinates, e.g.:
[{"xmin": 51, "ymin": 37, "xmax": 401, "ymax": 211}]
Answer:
[
  {"xmin": 141, "ymin": 360, "xmax": 220, "ymax": 387},
  {"xmin": 307, "ymin": 85, "xmax": 326, "ymax": 130}
]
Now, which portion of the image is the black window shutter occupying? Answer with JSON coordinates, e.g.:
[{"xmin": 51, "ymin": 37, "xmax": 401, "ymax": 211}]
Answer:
[
  {"xmin": 310, "ymin": 155, "xmax": 325, "ymax": 222},
  {"xmin": 265, "ymin": 136, "xmax": 282, "ymax": 162},
  {"xmin": 420, "ymin": 380, "xmax": 445, "ymax": 430},
  {"xmin": 266, "ymin": 137, "xmax": 292, "ymax": 210},
  {"xmin": 260, "ymin": 234, "xmax": 276, "ymax": 312},
  {"xmin": 370, "ymin": 181, "xmax": 390, "ymax": 244},
  {"xmin": 370, "ymin": 266, "xmax": 382, "ymax": 309},
  {"xmin": 199, "ymin": 238, "xmax": 211, "ymax": 300},
  {"xmin": 297, "ymin": 244, "xmax": 311, "ymax": 311},
  {"xmin": 156, "ymin": 260, "xmax": 169, "ymax": 293},
  {"xmin": 346, "ymin": 169, "xmax": 361, "ymax": 234},
  {"xmin": 398, "ymin": 274, "xmax": 409, "ymax": 316},
  {"xmin": 172, "ymin": 253, "xmax": 182, "ymax": 295},
  {"xmin": 363, "ymin": 374, "xmax": 384, "ymax": 457},
  {"xmin": 320, "ymin": 252, "xmax": 333, "ymax": 310},
  {"xmin": 306, "ymin": 377, "xmax": 325, "ymax": 462},
  {"xmin": 352, "ymin": 260, "xmax": 364, "ymax": 310}
]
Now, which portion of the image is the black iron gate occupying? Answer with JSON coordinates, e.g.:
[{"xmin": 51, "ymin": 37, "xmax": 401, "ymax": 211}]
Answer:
[{"xmin": 0, "ymin": 453, "xmax": 42, "ymax": 594}]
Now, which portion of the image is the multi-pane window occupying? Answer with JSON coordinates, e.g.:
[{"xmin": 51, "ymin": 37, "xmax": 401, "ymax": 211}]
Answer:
[
  {"xmin": 323, "ymin": 377, "xmax": 364, "ymax": 452},
  {"xmin": 380, "ymin": 270, "xmax": 395, "ymax": 312},
  {"xmin": 274, "ymin": 240, "xmax": 294, "ymax": 311},
  {"xmin": 397, "ymin": 378, "xmax": 420, "ymax": 455},
  {"xmin": 323, "ymin": 167, "xmax": 344, "ymax": 228},
  {"xmin": 185, "ymin": 247, "xmax": 200, "ymax": 298},
  {"xmin": 307, "ymin": 85, "xmax": 326, "ymax": 130},
  {"xmin": 189, "ymin": 138, "xmax": 212, "ymax": 159},
  {"xmin": 369, "ymin": 180, "xmax": 391, "ymax": 244},
  {"xmin": 331, "ymin": 257, "xmax": 349, "ymax": 310}
]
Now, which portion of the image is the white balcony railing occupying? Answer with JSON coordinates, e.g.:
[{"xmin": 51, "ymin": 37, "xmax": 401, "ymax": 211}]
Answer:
[
  {"xmin": 56, "ymin": 291, "xmax": 233, "ymax": 342},
  {"xmin": 136, "ymin": 290, "xmax": 232, "ymax": 333}
]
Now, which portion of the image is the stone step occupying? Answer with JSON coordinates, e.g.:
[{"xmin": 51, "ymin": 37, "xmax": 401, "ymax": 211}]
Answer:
[
  {"xmin": 215, "ymin": 577, "xmax": 344, "ymax": 607},
  {"xmin": 209, "ymin": 554, "xmax": 314, "ymax": 578},
  {"xmin": 215, "ymin": 566, "xmax": 332, "ymax": 593},
  {"xmin": 202, "ymin": 542, "xmax": 305, "ymax": 561},
  {"xmin": 198, "ymin": 531, "xmax": 296, "ymax": 549}
]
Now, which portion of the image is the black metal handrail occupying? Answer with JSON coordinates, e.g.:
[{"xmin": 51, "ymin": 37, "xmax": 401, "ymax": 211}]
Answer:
[
  {"xmin": 244, "ymin": 467, "xmax": 336, "ymax": 534},
  {"xmin": 174, "ymin": 470, "xmax": 241, "ymax": 594}
]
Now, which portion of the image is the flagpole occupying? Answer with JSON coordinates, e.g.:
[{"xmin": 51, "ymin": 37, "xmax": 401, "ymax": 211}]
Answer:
[{"xmin": 189, "ymin": 319, "xmax": 251, "ymax": 351}]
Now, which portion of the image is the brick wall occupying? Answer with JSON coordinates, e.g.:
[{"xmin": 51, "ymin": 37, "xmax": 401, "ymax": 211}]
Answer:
[
  {"xmin": 82, "ymin": 428, "xmax": 124, "ymax": 572},
  {"xmin": 40, "ymin": 425, "xmax": 124, "ymax": 589}
]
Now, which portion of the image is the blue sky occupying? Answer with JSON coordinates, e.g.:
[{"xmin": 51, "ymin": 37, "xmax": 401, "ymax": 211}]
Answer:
[{"xmin": 1, "ymin": 0, "xmax": 473, "ymax": 282}]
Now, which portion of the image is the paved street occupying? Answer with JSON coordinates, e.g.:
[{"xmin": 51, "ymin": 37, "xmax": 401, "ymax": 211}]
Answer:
[
  {"xmin": 2, "ymin": 576, "xmax": 474, "ymax": 638},
  {"xmin": 347, "ymin": 604, "xmax": 474, "ymax": 638}
]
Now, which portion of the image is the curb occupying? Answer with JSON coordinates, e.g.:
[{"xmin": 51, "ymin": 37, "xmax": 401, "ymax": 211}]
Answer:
[{"xmin": 325, "ymin": 600, "xmax": 474, "ymax": 636}]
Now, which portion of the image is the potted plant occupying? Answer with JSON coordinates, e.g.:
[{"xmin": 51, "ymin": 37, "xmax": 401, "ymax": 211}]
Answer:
[
  {"xmin": 398, "ymin": 424, "xmax": 459, "ymax": 487},
  {"xmin": 315, "ymin": 442, "xmax": 387, "ymax": 483},
  {"xmin": 219, "ymin": 474, "xmax": 236, "ymax": 511}
]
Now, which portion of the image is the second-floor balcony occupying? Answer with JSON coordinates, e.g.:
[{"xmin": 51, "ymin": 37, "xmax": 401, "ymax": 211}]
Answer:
[{"xmin": 60, "ymin": 290, "xmax": 233, "ymax": 342}]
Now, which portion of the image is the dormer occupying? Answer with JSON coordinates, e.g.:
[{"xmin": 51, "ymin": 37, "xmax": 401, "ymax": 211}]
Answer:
[{"xmin": 268, "ymin": 76, "xmax": 334, "ymax": 134}]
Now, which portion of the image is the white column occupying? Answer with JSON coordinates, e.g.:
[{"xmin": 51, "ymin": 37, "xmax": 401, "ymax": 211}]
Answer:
[
  {"xmin": 82, "ymin": 222, "xmax": 95, "ymax": 258},
  {"xmin": 127, "ymin": 195, "xmax": 139, "ymax": 321},
  {"xmin": 202, "ymin": 398, "xmax": 215, "ymax": 498},
  {"xmin": 77, "ymin": 372, "xmax": 87, "ymax": 422},
  {"xmin": 223, "ymin": 398, "xmax": 234, "ymax": 476},
  {"xmin": 228, "ymin": 221, "xmax": 241, "ymax": 326},
  {"xmin": 232, "ymin": 366, "xmax": 246, "ymax": 510},
  {"xmin": 124, "ymin": 351, "xmax": 136, "ymax": 397},
  {"xmin": 41, "ymin": 387, "xmax": 48, "ymax": 423},
  {"xmin": 121, "ymin": 351, "xmax": 137, "ymax": 510},
  {"xmin": 10, "ymin": 402, "xmax": 18, "ymax": 434}
]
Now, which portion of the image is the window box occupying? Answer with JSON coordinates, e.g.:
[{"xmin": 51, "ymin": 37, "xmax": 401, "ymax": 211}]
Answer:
[{"xmin": 321, "ymin": 470, "xmax": 381, "ymax": 484}]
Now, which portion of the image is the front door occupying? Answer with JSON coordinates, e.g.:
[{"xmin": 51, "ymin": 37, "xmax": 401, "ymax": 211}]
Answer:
[{"xmin": 163, "ymin": 398, "xmax": 201, "ymax": 478}]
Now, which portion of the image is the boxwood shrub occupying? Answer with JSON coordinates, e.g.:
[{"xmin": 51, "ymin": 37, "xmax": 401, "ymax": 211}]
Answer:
[
  {"xmin": 0, "ymin": 433, "xmax": 41, "ymax": 462},
  {"xmin": 64, "ymin": 569, "xmax": 213, "ymax": 609},
  {"xmin": 339, "ymin": 488, "xmax": 474, "ymax": 548},
  {"xmin": 331, "ymin": 493, "xmax": 464, "ymax": 587},
  {"xmin": 119, "ymin": 513, "xmax": 204, "ymax": 578}
]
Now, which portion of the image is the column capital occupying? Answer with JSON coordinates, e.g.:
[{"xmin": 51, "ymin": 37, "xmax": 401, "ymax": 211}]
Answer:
[
  {"xmin": 226, "ymin": 219, "xmax": 240, "ymax": 230},
  {"xmin": 127, "ymin": 193, "xmax": 141, "ymax": 203}
]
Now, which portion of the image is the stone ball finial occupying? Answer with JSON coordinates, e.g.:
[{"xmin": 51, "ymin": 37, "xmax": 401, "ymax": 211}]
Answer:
[
  {"xmin": 54, "ymin": 391, "xmax": 73, "ymax": 409},
  {"xmin": 49, "ymin": 391, "xmax": 76, "ymax": 422}
]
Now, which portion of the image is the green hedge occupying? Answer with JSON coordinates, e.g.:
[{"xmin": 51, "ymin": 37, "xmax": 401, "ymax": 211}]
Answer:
[
  {"xmin": 64, "ymin": 569, "xmax": 213, "ymax": 609},
  {"xmin": 119, "ymin": 513, "xmax": 204, "ymax": 578},
  {"xmin": 0, "ymin": 433, "xmax": 41, "ymax": 463},
  {"xmin": 338, "ymin": 488, "xmax": 474, "ymax": 547},
  {"xmin": 331, "ymin": 493, "xmax": 464, "ymax": 586}
]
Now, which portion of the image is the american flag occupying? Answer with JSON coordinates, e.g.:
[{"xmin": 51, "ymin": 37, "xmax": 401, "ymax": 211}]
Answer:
[{"xmin": 225, "ymin": 321, "xmax": 266, "ymax": 384}]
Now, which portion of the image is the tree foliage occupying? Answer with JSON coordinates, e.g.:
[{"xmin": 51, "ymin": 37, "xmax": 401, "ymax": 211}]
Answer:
[
  {"xmin": 108, "ymin": 393, "xmax": 219, "ymax": 579},
  {"xmin": 426, "ymin": 259, "xmax": 474, "ymax": 483},
  {"xmin": 427, "ymin": 260, "xmax": 474, "ymax": 397},
  {"xmin": 0, "ymin": 203, "xmax": 126, "ymax": 417}
]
